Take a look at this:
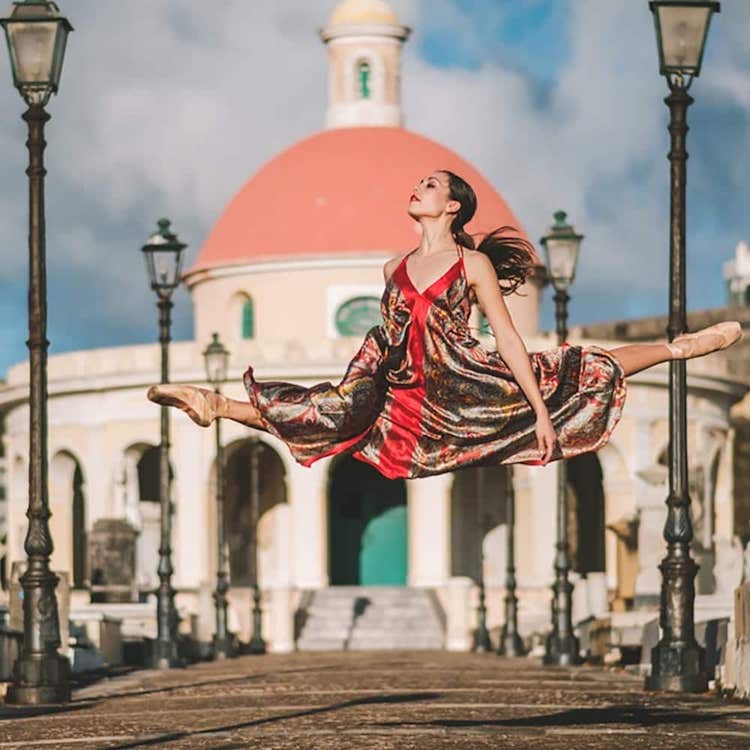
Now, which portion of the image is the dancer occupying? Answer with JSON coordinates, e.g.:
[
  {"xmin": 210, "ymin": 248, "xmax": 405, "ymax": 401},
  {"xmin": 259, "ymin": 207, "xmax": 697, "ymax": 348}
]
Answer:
[{"xmin": 148, "ymin": 170, "xmax": 742, "ymax": 479}]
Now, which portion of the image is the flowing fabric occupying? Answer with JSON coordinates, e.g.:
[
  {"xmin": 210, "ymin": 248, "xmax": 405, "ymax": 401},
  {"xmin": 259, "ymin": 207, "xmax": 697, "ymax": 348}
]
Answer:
[{"xmin": 243, "ymin": 247, "xmax": 626, "ymax": 479}]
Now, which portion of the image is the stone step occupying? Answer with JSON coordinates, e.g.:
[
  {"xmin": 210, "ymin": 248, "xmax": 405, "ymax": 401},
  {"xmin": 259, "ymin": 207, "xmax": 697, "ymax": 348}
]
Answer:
[
  {"xmin": 296, "ymin": 638, "xmax": 347, "ymax": 651},
  {"xmin": 297, "ymin": 587, "xmax": 445, "ymax": 652},
  {"xmin": 298, "ymin": 638, "xmax": 444, "ymax": 651},
  {"xmin": 310, "ymin": 592, "xmax": 432, "ymax": 602},
  {"xmin": 349, "ymin": 627, "xmax": 444, "ymax": 637},
  {"xmin": 347, "ymin": 640, "xmax": 444, "ymax": 650},
  {"xmin": 300, "ymin": 629, "xmax": 444, "ymax": 643}
]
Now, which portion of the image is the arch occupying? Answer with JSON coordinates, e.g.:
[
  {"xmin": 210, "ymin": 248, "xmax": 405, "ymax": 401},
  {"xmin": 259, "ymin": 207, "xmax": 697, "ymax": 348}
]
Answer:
[
  {"xmin": 567, "ymin": 453, "xmax": 606, "ymax": 575},
  {"xmin": 120, "ymin": 441, "xmax": 174, "ymax": 594},
  {"xmin": 50, "ymin": 450, "xmax": 87, "ymax": 588},
  {"xmin": 228, "ymin": 291, "xmax": 255, "ymax": 342},
  {"xmin": 733, "ymin": 421, "xmax": 750, "ymax": 546},
  {"xmin": 328, "ymin": 454, "xmax": 407, "ymax": 585},
  {"xmin": 10, "ymin": 454, "xmax": 26, "ymax": 563},
  {"xmin": 242, "ymin": 298, "xmax": 254, "ymax": 339},
  {"xmin": 356, "ymin": 58, "xmax": 372, "ymax": 99},
  {"xmin": 137, "ymin": 445, "xmax": 163, "ymax": 503},
  {"xmin": 334, "ymin": 295, "xmax": 381, "ymax": 336},
  {"xmin": 344, "ymin": 47, "xmax": 385, "ymax": 103},
  {"xmin": 223, "ymin": 438, "xmax": 288, "ymax": 587},
  {"xmin": 450, "ymin": 466, "xmax": 508, "ymax": 583}
]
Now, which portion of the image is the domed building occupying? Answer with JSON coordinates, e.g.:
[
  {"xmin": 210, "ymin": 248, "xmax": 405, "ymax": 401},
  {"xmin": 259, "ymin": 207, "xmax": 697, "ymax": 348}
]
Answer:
[{"xmin": 0, "ymin": 0, "xmax": 745, "ymax": 658}]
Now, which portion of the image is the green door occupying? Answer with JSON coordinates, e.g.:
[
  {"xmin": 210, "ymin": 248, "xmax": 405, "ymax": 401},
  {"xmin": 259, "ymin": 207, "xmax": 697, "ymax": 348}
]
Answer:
[
  {"xmin": 329, "ymin": 456, "xmax": 407, "ymax": 585},
  {"xmin": 360, "ymin": 504, "xmax": 408, "ymax": 585}
]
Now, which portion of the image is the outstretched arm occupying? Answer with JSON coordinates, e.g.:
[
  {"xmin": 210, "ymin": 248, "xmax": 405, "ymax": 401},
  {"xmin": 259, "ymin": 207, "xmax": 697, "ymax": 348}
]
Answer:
[{"xmin": 466, "ymin": 251, "xmax": 556, "ymax": 465}]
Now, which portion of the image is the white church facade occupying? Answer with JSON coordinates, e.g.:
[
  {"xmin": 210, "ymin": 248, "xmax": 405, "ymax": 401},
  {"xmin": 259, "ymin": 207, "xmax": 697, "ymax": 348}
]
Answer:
[{"xmin": 0, "ymin": 0, "xmax": 746, "ymax": 655}]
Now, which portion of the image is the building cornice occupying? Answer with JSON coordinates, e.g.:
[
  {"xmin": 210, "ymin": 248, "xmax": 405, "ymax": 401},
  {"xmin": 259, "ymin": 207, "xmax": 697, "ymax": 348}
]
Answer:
[
  {"xmin": 319, "ymin": 22, "xmax": 410, "ymax": 43},
  {"xmin": 183, "ymin": 254, "xmax": 392, "ymax": 289}
]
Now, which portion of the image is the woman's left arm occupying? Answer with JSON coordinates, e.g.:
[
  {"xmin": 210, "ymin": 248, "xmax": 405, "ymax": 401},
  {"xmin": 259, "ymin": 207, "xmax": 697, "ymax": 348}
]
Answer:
[{"xmin": 467, "ymin": 251, "xmax": 556, "ymax": 464}]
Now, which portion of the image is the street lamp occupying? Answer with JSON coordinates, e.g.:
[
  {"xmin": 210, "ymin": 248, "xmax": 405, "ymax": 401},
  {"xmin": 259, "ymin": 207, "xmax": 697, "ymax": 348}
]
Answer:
[
  {"xmin": 2, "ymin": 0, "xmax": 72, "ymax": 706},
  {"xmin": 646, "ymin": 0, "xmax": 720, "ymax": 694},
  {"xmin": 203, "ymin": 332, "xmax": 235, "ymax": 659},
  {"xmin": 142, "ymin": 218, "xmax": 186, "ymax": 669},
  {"xmin": 245, "ymin": 436, "xmax": 266, "ymax": 654},
  {"xmin": 541, "ymin": 210, "xmax": 583, "ymax": 667},
  {"xmin": 498, "ymin": 467, "xmax": 526, "ymax": 657}
]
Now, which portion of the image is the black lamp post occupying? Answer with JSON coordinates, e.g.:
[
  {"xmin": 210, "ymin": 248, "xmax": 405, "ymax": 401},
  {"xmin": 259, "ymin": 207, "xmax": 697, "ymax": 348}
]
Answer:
[
  {"xmin": 498, "ymin": 467, "xmax": 526, "ymax": 657},
  {"xmin": 2, "ymin": 0, "xmax": 72, "ymax": 706},
  {"xmin": 541, "ymin": 210, "xmax": 583, "ymax": 667},
  {"xmin": 203, "ymin": 332, "xmax": 235, "ymax": 659},
  {"xmin": 142, "ymin": 218, "xmax": 186, "ymax": 669},
  {"xmin": 245, "ymin": 436, "xmax": 266, "ymax": 654},
  {"xmin": 472, "ymin": 467, "xmax": 492, "ymax": 653},
  {"xmin": 646, "ymin": 0, "xmax": 719, "ymax": 693}
]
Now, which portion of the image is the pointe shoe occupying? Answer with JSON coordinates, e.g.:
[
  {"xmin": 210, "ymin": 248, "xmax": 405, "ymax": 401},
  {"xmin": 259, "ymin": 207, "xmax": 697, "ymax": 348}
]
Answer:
[
  {"xmin": 147, "ymin": 384, "xmax": 226, "ymax": 427},
  {"xmin": 667, "ymin": 321, "xmax": 743, "ymax": 360},
  {"xmin": 673, "ymin": 321, "xmax": 738, "ymax": 344}
]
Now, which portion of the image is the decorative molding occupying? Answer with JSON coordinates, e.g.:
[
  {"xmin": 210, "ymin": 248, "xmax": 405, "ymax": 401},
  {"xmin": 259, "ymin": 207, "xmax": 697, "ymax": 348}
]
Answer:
[{"xmin": 183, "ymin": 255, "xmax": 390, "ymax": 288}]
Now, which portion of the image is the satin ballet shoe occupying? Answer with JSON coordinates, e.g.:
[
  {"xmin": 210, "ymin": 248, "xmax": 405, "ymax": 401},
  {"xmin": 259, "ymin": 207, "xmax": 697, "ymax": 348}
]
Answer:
[
  {"xmin": 667, "ymin": 321, "xmax": 743, "ymax": 360},
  {"xmin": 147, "ymin": 384, "xmax": 226, "ymax": 427},
  {"xmin": 673, "ymin": 321, "xmax": 737, "ymax": 345}
]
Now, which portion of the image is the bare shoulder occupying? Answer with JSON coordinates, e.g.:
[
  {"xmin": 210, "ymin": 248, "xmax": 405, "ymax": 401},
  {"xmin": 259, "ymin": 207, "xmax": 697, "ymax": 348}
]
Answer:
[
  {"xmin": 383, "ymin": 251, "xmax": 409, "ymax": 282},
  {"xmin": 462, "ymin": 248, "xmax": 496, "ymax": 284}
]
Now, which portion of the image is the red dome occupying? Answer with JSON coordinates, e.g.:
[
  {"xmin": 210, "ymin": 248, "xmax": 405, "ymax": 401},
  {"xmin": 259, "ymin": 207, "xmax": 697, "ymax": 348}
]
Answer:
[{"xmin": 191, "ymin": 127, "xmax": 532, "ymax": 270}]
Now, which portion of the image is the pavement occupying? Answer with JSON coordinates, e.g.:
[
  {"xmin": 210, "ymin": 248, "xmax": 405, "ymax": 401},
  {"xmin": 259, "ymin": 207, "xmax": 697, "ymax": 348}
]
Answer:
[{"xmin": 1, "ymin": 651, "xmax": 750, "ymax": 749}]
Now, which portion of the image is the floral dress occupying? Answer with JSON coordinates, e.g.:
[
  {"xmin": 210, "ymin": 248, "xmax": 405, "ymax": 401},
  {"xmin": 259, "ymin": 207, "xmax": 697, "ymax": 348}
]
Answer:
[{"xmin": 243, "ymin": 246, "xmax": 626, "ymax": 479}]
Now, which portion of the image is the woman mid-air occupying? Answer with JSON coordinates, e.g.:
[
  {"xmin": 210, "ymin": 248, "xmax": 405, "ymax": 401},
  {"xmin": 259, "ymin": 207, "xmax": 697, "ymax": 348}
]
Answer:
[{"xmin": 148, "ymin": 170, "xmax": 742, "ymax": 479}]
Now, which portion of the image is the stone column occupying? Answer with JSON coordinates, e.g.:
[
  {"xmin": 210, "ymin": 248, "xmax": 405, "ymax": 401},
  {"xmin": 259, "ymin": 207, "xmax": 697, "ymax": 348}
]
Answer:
[
  {"xmin": 173, "ymin": 421, "xmax": 206, "ymax": 591},
  {"xmin": 444, "ymin": 576, "xmax": 473, "ymax": 651},
  {"xmin": 269, "ymin": 586, "xmax": 295, "ymax": 653},
  {"xmin": 635, "ymin": 464, "xmax": 668, "ymax": 606},
  {"xmin": 290, "ymin": 461, "xmax": 329, "ymax": 589},
  {"xmin": 408, "ymin": 473, "xmax": 452, "ymax": 587}
]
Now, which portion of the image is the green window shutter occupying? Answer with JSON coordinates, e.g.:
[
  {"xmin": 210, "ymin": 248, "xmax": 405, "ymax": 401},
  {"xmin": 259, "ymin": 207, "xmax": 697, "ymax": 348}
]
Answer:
[
  {"xmin": 335, "ymin": 296, "xmax": 381, "ymax": 336},
  {"xmin": 358, "ymin": 60, "xmax": 371, "ymax": 99},
  {"xmin": 479, "ymin": 312, "xmax": 491, "ymax": 336},
  {"xmin": 242, "ymin": 299, "xmax": 254, "ymax": 339}
]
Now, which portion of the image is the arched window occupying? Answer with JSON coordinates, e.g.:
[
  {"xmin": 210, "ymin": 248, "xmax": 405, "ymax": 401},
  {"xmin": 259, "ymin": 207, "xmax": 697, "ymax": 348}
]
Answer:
[
  {"xmin": 242, "ymin": 298, "xmax": 254, "ymax": 339},
  {"xmin": 357, "ymin": 59, "xmax": 371, "ymax": 99},
  {"xmin": 72, "ymin": 464, "xmax": 86, "ymax": 588},
  {"xmin": 335, "ymin": 296, "xmax": 381, "ymax": 336}
]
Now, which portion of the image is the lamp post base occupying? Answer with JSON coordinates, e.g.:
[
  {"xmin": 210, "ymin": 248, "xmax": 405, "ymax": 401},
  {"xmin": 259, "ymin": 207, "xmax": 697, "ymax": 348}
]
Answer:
[
  {"xmin": 472, "ymin": 623, "xmax": 492, "ymax": 654},
  {"xmin": 645, "ymin": 641, "xmax": 707, "ymax": 692},
  {"xmin": 543, "ymin": 632, "xmax": 581, "ymax": 666},
  {"xmin": 244, "ymin": 635, "xmax": 267, "ymax": 655},
  {"xmin": 212, "ymin": 634, "xmax": 236, "ymax": 660},
  {"xmin": 150, "ymin": 640, "xmax": 184, "ymax": 670},
  {"xmin": 497, "ymin": 628, "xmax": 526, "ymax": 658},
  {"xmin": 5, "ymin": 653, "xmax": 71, "ymax": 705}
]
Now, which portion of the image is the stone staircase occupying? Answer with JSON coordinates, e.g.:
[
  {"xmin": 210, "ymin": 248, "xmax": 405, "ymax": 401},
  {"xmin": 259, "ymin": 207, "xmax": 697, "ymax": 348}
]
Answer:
[{"xmin": 296, "ymin": 586, "xmax": 445, "ymax": 651}]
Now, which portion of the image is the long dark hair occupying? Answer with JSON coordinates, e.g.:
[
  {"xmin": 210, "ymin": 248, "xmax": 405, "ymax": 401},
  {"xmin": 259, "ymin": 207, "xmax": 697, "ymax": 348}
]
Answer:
[{"xmin": 442, "ymin": 169, "xmax": 535, "ymax": 296}]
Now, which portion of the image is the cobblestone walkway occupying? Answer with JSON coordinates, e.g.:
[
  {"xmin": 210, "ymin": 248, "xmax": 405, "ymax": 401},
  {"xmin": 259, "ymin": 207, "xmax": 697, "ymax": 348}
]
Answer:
[{"xmin": 1, "ymin": 652, "xmax": 750, "ymax": 749}]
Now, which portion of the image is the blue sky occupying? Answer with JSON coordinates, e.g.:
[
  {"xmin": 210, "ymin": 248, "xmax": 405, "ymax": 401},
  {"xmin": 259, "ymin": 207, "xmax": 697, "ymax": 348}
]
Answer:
[{"xmin": 0, "ymin": 0, "xmax": 748, "ymax": 377}]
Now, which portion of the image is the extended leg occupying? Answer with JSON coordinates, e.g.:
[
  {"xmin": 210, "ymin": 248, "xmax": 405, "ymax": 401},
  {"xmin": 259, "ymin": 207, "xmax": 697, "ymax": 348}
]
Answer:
[
  {"xmin": 221, "ymin": 395, "xmax": 265, "ymax": 429},
  {"xmin": 147, "ymin": 384, "xmax": 265, "ymax": 430},
  {"xmin": 608, "ymin": 320, "xmax": 742, "ymax": 378},
  {"xmin": 608, "ymin": 343, "xmax": 673, "ymax": 377}
]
